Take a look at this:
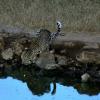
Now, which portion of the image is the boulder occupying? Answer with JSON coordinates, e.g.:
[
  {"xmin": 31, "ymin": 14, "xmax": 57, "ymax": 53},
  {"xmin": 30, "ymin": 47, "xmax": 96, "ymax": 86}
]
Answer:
[
  {"xmin": 45, "ymin": 64, "xmax": 60, "ymax": 70},
  {"xmin": 56, "ymin": 55, "xmax": 67, "ymax": 66},
  {"xmin": 12, "ymin": 42, "xmax": 23, "ymax": 56},
  {"xmin": 81, "ymin": 73, "xmax": 91, "ymax": 82},
  {"xmin": 76, "ymin": 50, "xmax": 100, "ymax": 64},
  {"xmin": 36, "ymin": 52, "xmax": 56, "ymax": 70},
  {"xmin": 1, "ymin": 48, "xmax": 13, "ymax": 60},
  {"xmin": 83, "ymin": 42, "xmax": 99, "ymax": 50},
  {"xmin": 0, "ymin": 37, "xmax": 4, "ymax": 50}
]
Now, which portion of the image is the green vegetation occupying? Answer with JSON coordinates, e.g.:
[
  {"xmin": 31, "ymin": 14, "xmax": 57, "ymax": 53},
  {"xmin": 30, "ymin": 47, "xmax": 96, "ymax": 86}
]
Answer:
[{"xmin": 0, "ymin": 0, "xmax": 100, "ymax": 32}]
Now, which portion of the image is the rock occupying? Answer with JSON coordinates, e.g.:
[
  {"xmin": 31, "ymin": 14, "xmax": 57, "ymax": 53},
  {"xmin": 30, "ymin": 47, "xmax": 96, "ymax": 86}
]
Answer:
[
  {"xmin": 49, "ymin": 49, "xmax": 55, "ymax": 54},
  {"xmin": 0, "ymin": 64, "xmax": 3, "ymax": 68},
  {"xmin": 64, "ymin": 42, "xmax": 75, "ymax": 48},
  {"xmin": 12, "ymin": 42, "xmax": 23, "ymax": 56},
  {"xmin": 81, "ymin": 73, "xmax": 91, "ymax": 82},
  {"xmin": 4, "ymin": 63, "xmax": 12, "ymax": 73},
  {"xmin": 1, "ymin": 48, "xmax": 13, "ymax": 60},
  {"xmin": 76, "ymin": 50, "xmax": 100, "ymax": 64},
  {"xmin": 45, "ymin": 64, "xmax": 60, "ymax": 70},
  {"xmin": 83, "ymin": 42, "xmax": 99, "ymax": 50},
  {"xmin": 36, "ymin": 52, "xmax": 56, "ymax": 69},
  {"xmin": 56, "ymin": 55, "xmax": 67, "ymax": 66},
  {"xmin": 94, "ymin": 71, "xmax": 100, "ymax": 78},
  {"xmin": 0, "ymin": 64, "xmax": 4, "ymax": 72},
  {"xmin": 98, "ymin": 71, "xmax": 100, "ymax": 76},
  {"xmin": 52, "ymin": 41, "xmax": 84, "ymax": 58},
  {"xmin": 60, "ymin": 49, "xmax": 66, "ymax": 54},
  {"xmin": 0, "ymin": 37, "xmax": 4, "ymax": 50}
]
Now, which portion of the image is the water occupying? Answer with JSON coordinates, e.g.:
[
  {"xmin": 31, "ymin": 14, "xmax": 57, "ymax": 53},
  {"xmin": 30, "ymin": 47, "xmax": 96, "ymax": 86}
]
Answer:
[{"xmin": 0, "ymin": 77, "xmax": 100, "ymax": 100}]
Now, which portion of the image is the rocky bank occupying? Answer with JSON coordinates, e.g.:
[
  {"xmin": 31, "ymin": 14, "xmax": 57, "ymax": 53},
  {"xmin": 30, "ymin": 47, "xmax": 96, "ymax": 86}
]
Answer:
[{"xmin": 0, "ymin": 28, "xmax": 100, "ymax": 82}]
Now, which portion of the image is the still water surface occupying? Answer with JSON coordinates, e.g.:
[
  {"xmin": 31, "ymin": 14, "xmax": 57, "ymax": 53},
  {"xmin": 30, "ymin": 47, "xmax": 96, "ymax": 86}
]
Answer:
[{"xmin": 0, "ymin": 77, "xmax": 100, "ymax": 100}]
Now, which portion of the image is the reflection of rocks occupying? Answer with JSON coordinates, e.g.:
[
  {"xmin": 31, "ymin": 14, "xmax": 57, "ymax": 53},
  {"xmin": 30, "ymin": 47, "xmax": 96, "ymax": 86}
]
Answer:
[
  {"xmin": 1, "ymin": 48, "xmax": 13, "ymax": 60},
  {"xmin": 74, "ymin": 82, "xmax": 100, "ymax": 96},
  {"xmin": 27, "ymin": 77, "xmax": 51, "ymax": 95},
  {"xmin": 0, "ymin": 65, "xmax": 100, "ymax": 96}
]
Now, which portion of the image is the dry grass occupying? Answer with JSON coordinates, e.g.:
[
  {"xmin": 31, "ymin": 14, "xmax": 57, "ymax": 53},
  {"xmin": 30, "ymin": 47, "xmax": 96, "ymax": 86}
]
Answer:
[{"xmin": 0, "ymin": 0, "xmax": 100, "ymax": 32}]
